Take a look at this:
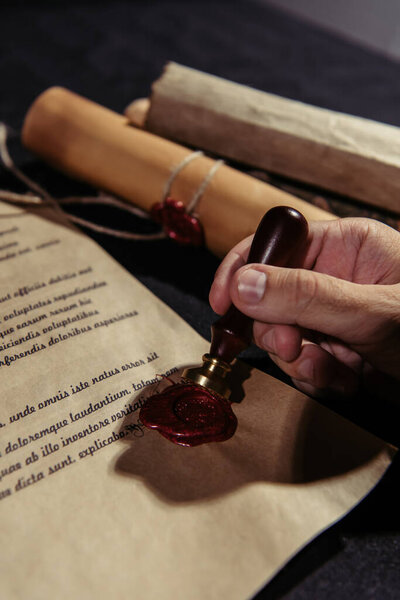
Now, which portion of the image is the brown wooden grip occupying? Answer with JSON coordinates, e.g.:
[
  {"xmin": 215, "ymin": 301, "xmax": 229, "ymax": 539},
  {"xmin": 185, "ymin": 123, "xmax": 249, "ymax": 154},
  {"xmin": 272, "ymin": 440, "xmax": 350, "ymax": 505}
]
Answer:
[{"xmin": 209, "ymin": 206, "xmax": 308, "ymax": 363}]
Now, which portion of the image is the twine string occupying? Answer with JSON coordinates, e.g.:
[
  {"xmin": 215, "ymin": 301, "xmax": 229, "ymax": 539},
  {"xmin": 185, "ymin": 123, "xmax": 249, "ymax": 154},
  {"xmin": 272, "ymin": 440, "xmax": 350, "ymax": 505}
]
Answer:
[
  {"xmin": 0, "ymin": 124, "xmax": 59, "ymax": 210},
  {"xmin": 0, "ymin": 122, "xmax": 224, "ymax": 241},
  {"xmin": 186, "ymin": 158, "xmax": 224, "ymax": 214},
  {"xmin": 161, "ymin": 150, "xmax": 204, "ymax": 202}
]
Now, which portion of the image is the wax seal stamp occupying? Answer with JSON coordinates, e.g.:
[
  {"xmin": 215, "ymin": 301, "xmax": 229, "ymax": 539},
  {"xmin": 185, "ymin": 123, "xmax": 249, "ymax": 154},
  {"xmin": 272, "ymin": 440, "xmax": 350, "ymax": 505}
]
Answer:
[
  {"xmin": 140, "ymin": 382, "xmax": 237, "ymax": 446},
  {"xmin": 140, "ymin": 206, "xmax": 309, "ymax": 447}
]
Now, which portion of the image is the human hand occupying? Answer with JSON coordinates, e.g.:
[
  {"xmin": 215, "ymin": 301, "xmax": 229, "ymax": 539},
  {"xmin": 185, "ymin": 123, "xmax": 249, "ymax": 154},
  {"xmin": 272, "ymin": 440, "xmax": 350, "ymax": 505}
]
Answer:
[{"xmin": 209, "ymin": 218, "xmax": 400, "ymax": 398}]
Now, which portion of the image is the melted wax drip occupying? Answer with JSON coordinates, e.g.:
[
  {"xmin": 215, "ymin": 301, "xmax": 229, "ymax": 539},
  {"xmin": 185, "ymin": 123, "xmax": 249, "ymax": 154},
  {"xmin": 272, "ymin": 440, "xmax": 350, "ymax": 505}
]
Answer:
[{"xmin": 139, "ymin": 382, "xmax": 237, "ymax": 447}]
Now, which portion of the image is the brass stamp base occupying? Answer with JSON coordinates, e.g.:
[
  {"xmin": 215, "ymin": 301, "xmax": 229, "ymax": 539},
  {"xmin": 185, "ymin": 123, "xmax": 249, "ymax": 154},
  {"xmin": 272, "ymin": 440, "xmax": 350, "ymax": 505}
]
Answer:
[{"xmin": 182, "ymin": 354, "xmax": 232, "ymax": 399}]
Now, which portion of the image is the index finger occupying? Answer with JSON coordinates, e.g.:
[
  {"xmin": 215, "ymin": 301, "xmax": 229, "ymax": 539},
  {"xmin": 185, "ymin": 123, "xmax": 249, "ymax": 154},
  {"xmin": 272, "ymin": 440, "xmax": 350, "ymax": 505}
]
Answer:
[{"xmin": 209, "ymin": 234, "xmax": 254, "ymax": 314}]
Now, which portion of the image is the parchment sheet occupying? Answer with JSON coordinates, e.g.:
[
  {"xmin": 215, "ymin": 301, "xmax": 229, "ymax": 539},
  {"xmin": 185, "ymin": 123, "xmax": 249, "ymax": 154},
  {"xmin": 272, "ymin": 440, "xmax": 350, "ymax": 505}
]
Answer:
[{"xmin": 0, "ymin": 201, "xmax": 393, "ymax": 600}]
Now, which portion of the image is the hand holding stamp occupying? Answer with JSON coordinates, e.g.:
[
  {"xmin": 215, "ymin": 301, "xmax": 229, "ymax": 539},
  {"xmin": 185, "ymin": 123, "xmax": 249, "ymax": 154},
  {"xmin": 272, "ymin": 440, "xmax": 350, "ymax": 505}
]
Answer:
[{"xmin": 140, "ymin": 206, "xmax": 309, "ymax": 446}]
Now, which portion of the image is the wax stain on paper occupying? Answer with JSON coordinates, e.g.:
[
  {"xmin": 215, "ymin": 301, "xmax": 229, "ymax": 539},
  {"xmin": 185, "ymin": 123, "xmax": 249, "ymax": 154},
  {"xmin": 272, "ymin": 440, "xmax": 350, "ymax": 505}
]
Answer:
[
  {"xmin": 138, "ymin": 360, "xmax": 252, "ymax": 446},
  {"xmin": 139, "ymin": 381, "xmax": 238, "ymax": 446}
]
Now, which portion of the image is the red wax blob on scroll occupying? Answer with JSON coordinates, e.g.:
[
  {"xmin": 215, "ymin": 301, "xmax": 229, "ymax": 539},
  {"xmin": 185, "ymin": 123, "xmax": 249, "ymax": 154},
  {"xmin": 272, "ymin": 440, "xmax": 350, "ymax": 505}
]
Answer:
[
  {"xmin": 151, "ymin": 197, "xmax": 204, "ymax": 246},
  {"xmin": 140, "ymin": 206, "xmax": 309, "ymax": 447}
]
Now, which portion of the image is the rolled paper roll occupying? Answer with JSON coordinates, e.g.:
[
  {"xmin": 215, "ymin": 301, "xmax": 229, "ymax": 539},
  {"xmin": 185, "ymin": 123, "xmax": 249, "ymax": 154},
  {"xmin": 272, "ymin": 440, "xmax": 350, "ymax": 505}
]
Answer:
[
  {"xmin": 126, "ymin": 62, "xmax": 400, "ymax": 215},
  {"xmin": 22, "ymin": 87, "xmax": 333, "ymax": 257}
]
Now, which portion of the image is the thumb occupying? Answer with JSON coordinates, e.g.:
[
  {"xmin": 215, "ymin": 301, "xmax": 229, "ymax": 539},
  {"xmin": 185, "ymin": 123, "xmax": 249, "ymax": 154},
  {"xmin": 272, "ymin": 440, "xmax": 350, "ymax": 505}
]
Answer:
[{"xmin": 230, "ymin": 265, "xmax": 396, "ymax": 348}]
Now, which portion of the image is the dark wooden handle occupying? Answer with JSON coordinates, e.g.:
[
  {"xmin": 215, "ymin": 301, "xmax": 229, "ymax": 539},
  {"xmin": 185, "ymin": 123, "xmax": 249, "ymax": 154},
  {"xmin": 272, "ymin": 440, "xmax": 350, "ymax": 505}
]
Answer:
[{"xmin": 209, "ymin": 206, "xmax": 308, "ymax": 363}]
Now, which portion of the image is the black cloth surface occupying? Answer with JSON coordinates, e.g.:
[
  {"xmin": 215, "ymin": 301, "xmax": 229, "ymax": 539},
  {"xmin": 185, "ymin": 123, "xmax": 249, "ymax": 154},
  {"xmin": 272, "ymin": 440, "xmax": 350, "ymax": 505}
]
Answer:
[{"xmin": 1, "ymin": 2, "xmax": 400, "ymax": 598}]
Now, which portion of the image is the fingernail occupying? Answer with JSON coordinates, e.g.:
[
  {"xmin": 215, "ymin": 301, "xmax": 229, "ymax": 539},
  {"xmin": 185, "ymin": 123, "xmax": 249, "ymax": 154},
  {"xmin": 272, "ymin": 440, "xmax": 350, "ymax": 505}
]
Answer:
[
  {"xmin": 297, "ymin": 359, "xmax": 314, "ymax": 381},
  {"xmin": 237, "ymin": 269, "xmax": 267, "ymax": 304}
]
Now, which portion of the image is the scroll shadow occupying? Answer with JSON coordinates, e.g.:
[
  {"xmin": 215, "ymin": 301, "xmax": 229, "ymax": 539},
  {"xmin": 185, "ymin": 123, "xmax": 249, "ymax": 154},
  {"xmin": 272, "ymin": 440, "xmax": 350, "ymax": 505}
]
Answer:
[{"xmin": 114, "ymin": 367, "xmax": 387, "ymax": 504}]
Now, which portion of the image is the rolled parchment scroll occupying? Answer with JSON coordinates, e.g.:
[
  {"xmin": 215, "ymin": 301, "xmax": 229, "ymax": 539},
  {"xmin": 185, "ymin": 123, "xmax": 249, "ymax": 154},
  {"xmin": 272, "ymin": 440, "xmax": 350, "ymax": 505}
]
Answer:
[
  {"xmin": 125, "ymin": 62, "xmax": 400, "ymax": 215},
  {"xmin": 22, "ymin": 87, "xmax": 332, "ymax": 257}
]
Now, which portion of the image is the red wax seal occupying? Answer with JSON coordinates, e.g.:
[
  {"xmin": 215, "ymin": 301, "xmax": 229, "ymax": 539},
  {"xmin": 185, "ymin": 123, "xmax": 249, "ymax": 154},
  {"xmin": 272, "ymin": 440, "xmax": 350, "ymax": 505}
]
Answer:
[
  {"xmin": 150, "ymin": 197, "xmax": 204, "ymax": 246},
  {"xmin": 139, "ymin": 383, "xmax": 237, "ymax": 446}
]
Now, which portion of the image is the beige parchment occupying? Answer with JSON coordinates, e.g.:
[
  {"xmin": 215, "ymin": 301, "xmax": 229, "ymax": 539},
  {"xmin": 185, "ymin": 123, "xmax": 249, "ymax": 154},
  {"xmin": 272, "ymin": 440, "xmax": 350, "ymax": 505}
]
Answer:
[
  {"xmin": 134, "ymin": 62, "xmax": 400, "ymax": 214},
  {"xmin": 0, "ymin": 201, "xmax": 393, "ymax": 600}
]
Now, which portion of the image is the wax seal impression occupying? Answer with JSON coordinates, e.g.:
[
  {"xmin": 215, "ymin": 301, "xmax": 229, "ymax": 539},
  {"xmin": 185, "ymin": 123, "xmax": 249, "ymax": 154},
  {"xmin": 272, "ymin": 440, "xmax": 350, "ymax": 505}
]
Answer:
[
  {"xmin": 150, "ymin": 197, "xmax": 204, "ymax": 246},
  {"xmin": 140, "ymin": 383, "xmax": 237, "ymax": 446}
]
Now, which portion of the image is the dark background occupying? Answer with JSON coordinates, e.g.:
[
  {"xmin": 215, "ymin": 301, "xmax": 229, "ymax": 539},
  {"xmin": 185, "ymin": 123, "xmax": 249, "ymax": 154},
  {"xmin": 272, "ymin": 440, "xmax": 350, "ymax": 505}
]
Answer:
[{"xmin": 1, "ymin": 1, "xmax": 400, "ymax": 598}]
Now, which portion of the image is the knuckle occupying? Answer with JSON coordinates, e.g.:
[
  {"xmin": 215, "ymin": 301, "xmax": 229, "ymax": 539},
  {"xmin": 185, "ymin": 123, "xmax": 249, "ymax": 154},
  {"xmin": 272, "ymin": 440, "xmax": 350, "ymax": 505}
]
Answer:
[
  {"xmin": 369, "ymin": 286, "xmax": 400, "ymax": 339},
  {"xmin": 284, "ymin": 269, "xmax": 319, "ymax": 317}
]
